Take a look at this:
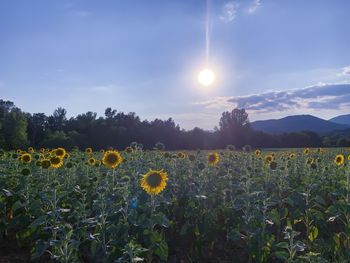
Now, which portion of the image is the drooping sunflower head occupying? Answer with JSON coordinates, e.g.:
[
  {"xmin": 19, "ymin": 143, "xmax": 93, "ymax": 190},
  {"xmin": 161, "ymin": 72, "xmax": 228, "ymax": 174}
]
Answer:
[
  {"xmin": 208, "ymin": 152, "xmax": 220, "ymax": 166},
  {"xmin": 304, "ymin": 148, "xmax": 310, "ymax": 155},
  {"xmin": 334, "ymin": 154, "xmax": 345, "ymax": 166},
  {"xmin": 102, "ymin": 150, "xmax": 123, "ymax": 168},
  {"xmin": 50, "ymin": 156, "xmax": 64, "ymax": 169},
  {"xmin": 88, "ymin": 157, "xmax": 96, "ymax": 166},
  {"xmin": 141, "ymin": 169, "xmax": 168, "ymax": 195},
  {"xmin": 54, "ymin": 147, "xmax": 66, "ymax": 158},
  {"xmin": 177, "ymin": 152, "xmax": 186, "ymax": 159},
  {"xmin": 21, "ymin": 153, "xmax": 32, "ymax": 164},
  {"xmin": 255, "ymin": 150, "xmax": 261, "ymax": 156},
  {"xmin": 85, "ymin": 147, "xmax": 93, "ymax": 154}
]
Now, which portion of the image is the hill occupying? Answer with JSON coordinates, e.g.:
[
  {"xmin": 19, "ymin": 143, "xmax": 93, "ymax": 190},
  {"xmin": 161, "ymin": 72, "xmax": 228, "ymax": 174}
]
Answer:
[
  {"xmin": 251, "ymin": 114, "xmax": 350, "ymax": 134},
  {"xmin": 329, "ymin": 114, "xmax": 350, "ymax": 125}
]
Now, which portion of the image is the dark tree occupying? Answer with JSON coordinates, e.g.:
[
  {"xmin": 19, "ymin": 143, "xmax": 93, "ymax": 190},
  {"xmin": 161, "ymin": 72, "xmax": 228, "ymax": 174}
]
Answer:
[{"xmin": 219, "ymin": 108, "xmax": 251, "ymax": 148}]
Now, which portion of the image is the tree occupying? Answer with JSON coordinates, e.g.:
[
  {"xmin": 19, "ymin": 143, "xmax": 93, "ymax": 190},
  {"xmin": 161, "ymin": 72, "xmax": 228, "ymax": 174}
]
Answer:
[
  {"xmin": 1, "ymin": 108, "xmax": 28, "ymax": 149},
  {"xmin": 48, "ymin": 107, "xmax": 67, "ymax": 132},
  {"xmin": 27, "ymin": 113, "xmax": 48, "ymax": 146},
  {"xmin": 219, "ymin": 108, "xmax": 251, "ymax": 148}
]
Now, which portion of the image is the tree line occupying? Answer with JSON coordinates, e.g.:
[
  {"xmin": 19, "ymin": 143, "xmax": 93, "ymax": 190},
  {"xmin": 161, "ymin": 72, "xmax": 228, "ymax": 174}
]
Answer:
[{"xmin": 0, "ymin": 99, "xmax": 349, "ymax": 150}]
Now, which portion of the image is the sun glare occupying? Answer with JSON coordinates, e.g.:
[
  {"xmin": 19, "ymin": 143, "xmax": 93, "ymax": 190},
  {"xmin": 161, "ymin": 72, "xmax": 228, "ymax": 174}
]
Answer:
[{"xmin": 198, "ymin": 68, "xmax": 215, "ymax": 87}]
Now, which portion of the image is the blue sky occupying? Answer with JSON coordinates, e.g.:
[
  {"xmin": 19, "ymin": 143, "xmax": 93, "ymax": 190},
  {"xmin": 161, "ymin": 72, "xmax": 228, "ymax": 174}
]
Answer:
[{"xmin": 1, "ymin": 0, "xmax": 350, "ymax": 129}]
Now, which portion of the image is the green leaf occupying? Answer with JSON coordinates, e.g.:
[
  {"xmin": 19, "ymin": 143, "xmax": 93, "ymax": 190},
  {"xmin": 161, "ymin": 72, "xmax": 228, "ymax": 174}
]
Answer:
[
  {"xmin": 275, "ymin": 251, "xmax": 289, "ymax": 260},
  {"xmin": 275, "ymin": 242, "xmax": 289, "ymax": 249}
]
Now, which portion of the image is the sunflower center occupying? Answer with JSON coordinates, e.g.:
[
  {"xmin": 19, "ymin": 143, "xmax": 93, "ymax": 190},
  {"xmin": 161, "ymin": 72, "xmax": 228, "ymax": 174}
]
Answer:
[
  {"xmin": 107, "ymin": 154, "xmax": 118, "ymax": 164},
  {"xmin": 51, "ymin": 157, "xmax": 61, "ymax": 165},
  {"xmin": 146, "ymin": 173, "xmax": 162, "ymax": 188},
  {"xmin": 22, "ymin": 155, "xmax": 30, "ymax": 162},
  {"xmin": 208, "ymin": 154, "xmax": 216, "ymax": 163},
  {"xmin": 56, "ymin": 149, "xmax": 64, "ymax": 156}
]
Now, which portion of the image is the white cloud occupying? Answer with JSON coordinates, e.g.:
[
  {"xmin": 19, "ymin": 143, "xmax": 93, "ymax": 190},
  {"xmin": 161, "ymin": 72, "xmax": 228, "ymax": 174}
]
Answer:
[
  {"xmin": 195, "ymin": 82, "xmax": 350, "ymax": 114},
  {"xmin": 220, "ymin": 2, "xmax": 239, "ymax": 22},
  {"xmin": 339, "ymin": 66, "xmax": 350, "ymax": 76},
  {"xmin": 247, "ymin": 0, "xmax": 261, "ymax": 14}
]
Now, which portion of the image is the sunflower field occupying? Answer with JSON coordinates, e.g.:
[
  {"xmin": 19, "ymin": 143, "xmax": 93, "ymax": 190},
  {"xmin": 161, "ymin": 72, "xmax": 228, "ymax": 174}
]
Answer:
[{"xmin": 1, "ymin": 146, "xmax": 350, "ymax": 262}]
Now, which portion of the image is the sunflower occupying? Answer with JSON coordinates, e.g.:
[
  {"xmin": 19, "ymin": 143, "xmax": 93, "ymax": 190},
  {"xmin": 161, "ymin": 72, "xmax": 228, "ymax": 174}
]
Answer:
[
  {"xmin": 21, "ymin": 153, "xmax": 32, "ymax": 164},
  {"xmin": 177, "ymin": 152, "xmax": 186, "ymax": 159},
  {"xmin": 289, "ymin": 153, "xmax": 296, "ymax": 159},
  {"xmin": 102, "ymin": 150, "xmax": 123, "ymax": 168},
  {"xmin": 307, "ymin": 158, "xmax": 314, "ymax": 165},
  {"xmin": 348, "ymin": 155, "xmax": 350, "ymax": 161},
  {"xmin": 141, "ymin": 169, "xmax": 168, "ymax": 195},
  {"xmin": 28, "ymin": 147, "xmax": 34, "ymax": 153},
  {"xmin": 208, "ymin": 152, "xmax": 220, "ymax": 166},
  {"xmin": 50, "ymin": 156, "xmax": 64, "ymax": 169},
  {"xmin": 54, "ymin": 147, "xmax": 66, "ymax": 158},
  {"xmin": 85, "ymin": 148, "xmax": 93, "ymax": 154},
  {"xmin": 265, "ymin": 155, "xmax": 274, "ymax": 164},
  {"xmin": 304, "ymin": 148, "xmax": 310, "ymax": 155},
  {"xmin": 255, "ymin": 150, "xmax": 261, "ymax": 156},
  {"xmin": 334, "ymin": 154, "xmax": 345, "ymax": 166},
  {"xmin": 88, "ymin": 157, "xmax": 96, "ymax": 166},
  {"xmin": 41, "ymin": 159, "xmax": 51, "ymax": 169}
]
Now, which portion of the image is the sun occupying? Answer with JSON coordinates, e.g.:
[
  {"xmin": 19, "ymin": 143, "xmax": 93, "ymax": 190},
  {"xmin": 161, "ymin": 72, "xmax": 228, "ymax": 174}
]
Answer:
[{"xmin": 198, "ymin": 68, "xmax": 215, "ymax": 86}]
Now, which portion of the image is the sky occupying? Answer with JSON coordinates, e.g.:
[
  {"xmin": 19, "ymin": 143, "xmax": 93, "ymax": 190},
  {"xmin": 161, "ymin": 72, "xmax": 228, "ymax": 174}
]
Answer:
[{"xmin": 1, "ymin": 0, "xmax": 350, "ymax": 130}]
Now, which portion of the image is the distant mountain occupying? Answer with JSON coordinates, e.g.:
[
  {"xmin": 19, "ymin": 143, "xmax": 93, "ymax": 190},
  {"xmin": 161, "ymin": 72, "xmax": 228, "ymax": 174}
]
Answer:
[
  {"xmin": 251, "ymin": 115, "xmax": 350, "ymax": 134},
  {"xmin": 329, "ymin": 114, "xmax": 350, "ymax": 125}
]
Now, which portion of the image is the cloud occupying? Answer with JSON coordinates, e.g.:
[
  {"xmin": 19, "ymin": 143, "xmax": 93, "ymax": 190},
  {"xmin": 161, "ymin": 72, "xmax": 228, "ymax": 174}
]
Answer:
[
  {"xmin": 195, "ymin": 83, "xmax": 350, "ymax": 114},
  {"xmin": 220, "ymin": 2, "xmax": 239, "ymax": 22},
  {"xmin": 339, "ymin": 66, "xmax": 350, "ymax": 76},
  {"xmin": 247, "ymin": 0, "xmax": 261, "ymax": 14}
]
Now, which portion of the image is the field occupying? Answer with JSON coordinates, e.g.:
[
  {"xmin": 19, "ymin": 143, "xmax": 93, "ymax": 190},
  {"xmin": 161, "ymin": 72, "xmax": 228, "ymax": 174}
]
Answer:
[{"xmin": 0, "ymin": 146, "xmax": 350, "ymax": 262}]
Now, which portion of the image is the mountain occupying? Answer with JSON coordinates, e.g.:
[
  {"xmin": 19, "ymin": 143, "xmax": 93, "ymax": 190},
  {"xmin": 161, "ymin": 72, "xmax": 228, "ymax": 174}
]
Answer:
[
  {"xmin": 329, "ymin": 114, "xmax": 350, "ymax": 125},
  {"xmin": 251, "ymin": 115, "xmax": 350, "ymax": 134}
]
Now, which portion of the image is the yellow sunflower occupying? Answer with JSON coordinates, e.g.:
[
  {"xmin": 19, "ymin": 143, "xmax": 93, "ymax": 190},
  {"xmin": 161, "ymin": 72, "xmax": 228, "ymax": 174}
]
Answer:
[
  {"xmin": 177, "ymin": 152, "xmax": 186, "ymax": 159},
  {"xmin": 85, "ymin": 147, "xmax": 93, "ymax": 154},
  {"xmin": 102, "ymin": 150, "xmax": 123, "ymax": 168},
  {"xmin": 28, "ymin": 147, "xmax": 34, "ymax": 153},
  {"xmin": 141, "ymin": 169, "xmax": 168, "ymax": 195},
  {"xmin": 289, "ymin": 153, "xmax": 296, "ymax": 159},
  {"xmin": 21, "ymin": 153, "xmax": 32, "ymax": 164},
  {"xmin": 88, "ymin": 157, "xmax": 96, "ymax": 166},
  {"xmin": 54, "ymin": 147, "xmax": 66, "ymax": 158},
  {"xmin": 41, "ymin": 159, "xmax": 51, "ymax": 169},
  {"xmin": 208, "ymin": 152, "xmax": 220, "ymax": 166},
  {"xmin": 50, "ymin": 156, "xmax": 64, "ymax": 169},
  {"xmin": 265, "ymin": 155, "xmax": 274, "ymax": 164},
  {"xmin": 304, "ymin": 148, "xmax": 310, "ymax": 155},
  {"xmin": 334, "ymin": 154, "xmax": 345, "ymax": 166},
  {"xmin": 348, "ymin": 155, "xmax": 350, "ymax": 161},
  {"xmin": 255, "ymin": 150, "xmax": 261, "ymax": 156}
]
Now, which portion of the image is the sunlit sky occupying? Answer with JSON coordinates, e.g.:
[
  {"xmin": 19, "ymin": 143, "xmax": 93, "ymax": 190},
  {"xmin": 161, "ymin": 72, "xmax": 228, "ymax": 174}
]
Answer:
[{"xmin": 1, "ymin": 0, "xmax": 350, "ymax": 130}]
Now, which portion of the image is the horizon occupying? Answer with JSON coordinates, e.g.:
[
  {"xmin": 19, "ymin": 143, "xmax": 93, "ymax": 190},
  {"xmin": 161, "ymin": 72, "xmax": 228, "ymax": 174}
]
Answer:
[{"xmin": 1, "ymin": 0, "xmax": 350, "ymax": 129}]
